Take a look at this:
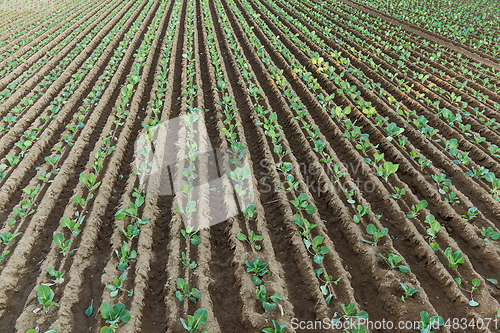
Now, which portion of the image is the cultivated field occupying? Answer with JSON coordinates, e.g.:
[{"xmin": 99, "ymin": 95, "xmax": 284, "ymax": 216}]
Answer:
[{"xmin": 1, "ymin": 0, "xmax": 500, "ymax": 332}]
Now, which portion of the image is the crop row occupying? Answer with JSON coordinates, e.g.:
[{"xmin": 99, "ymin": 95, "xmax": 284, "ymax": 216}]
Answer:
[{"xmin": 353, "ymin": 0, "xmax": 500, "ymax": 58}]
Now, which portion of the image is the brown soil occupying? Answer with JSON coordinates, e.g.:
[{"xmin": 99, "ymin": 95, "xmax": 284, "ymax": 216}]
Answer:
[{"xmin": 1, "ymin": 0, "xmax": 500, "ymax": 332}]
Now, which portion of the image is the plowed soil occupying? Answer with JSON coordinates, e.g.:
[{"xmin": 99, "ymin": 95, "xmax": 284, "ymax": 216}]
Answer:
[{"xmin": 1, "ymin": 0, "xmax": 500, "ymax": 332}]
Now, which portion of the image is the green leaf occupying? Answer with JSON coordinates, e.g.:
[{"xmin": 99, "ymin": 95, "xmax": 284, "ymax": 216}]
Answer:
[
  {"xmin": 53, "ymin": 233, "xmax": 64, "ymax": 244},
  {"xmin": 101, "ymin": 303, "xmax": 113, "ymax": 319},
  {"xmin": 115, "ymin": 209, "xmax": 127, "ymax": 219},
  {"xmin": 398, "ymin": 265, "xmax": 411, "ymax": 273},
  {"xmin": 352, "ymin": 324, "xmax": 366, "ymax": 333},
  {"xmin": 305, "ymin": 205, "xmax": 316, "ymax": 214},
  {"xmin": 252, "ymin": 276, "xmax": 262, "ymax": 285},
  {"xmin": 38, "ymin": 285, "xmax": 52, "ymax": 301},
  {"xmin": 117, "ymin": 262, "xmax": 128, "ymax": 271},
  {"xmin": 366, "ymin": 224, "xmax": 376, "ymax": 235},
  {"xmin": 269, "ymin": 293, "xmax": 282, "ymax": 302},
  {"xmin": 420, "ymin": 311, "xmax": 430, "ymax": 325},
  {"xmin": 416, "ymin": 200, "xmax": 428, "ymax": 210},
  {"xmin": 192, "ymin": 288, "xmax": 202, "ymax": 299},
  {"xmin": 469, "ymin": 299, "xmax": 479, "ymax": 307},
  {"xmin": 85, "ymin": 299, "xmax": 93, "ymax": 316},
  {"xmin": 186, "ymin": 201, "xmax": 197, "ymax": 216},
  {"xmin": 237, "ymin": 233, "xmax": 247, "ymax": 241},
  {"xmin": 313, "ymin": 255, "xmax": 324, "ymax": 264},
  {"xmin": 193, "ymin": 308, "xmax": 208, "ymax": 324},
  {"xmin": 100, "ymin": 327, "xmax": 113, "ymax": 333},
  {"xmin": 312, "ymin": 235, "xmax": 323, "ymax": 247},
  {"xmin": 191, "ymin": 235, "xmax": 201, "ymax": 246},
  {"xmin": 263, "ymin": 301, "xmax": 275, "ymax": 311},
  {"xmin": 485, "ymin": 172, "xmax": 496, "ymax": 183}
]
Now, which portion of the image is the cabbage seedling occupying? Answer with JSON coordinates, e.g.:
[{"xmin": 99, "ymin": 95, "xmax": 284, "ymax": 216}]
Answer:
[
  {"xmin": 37, "ymin": 171, "xmax": 51, "ymax": 183},
  {"xmin": 293, "ymin": 214, "xmax": 317, "ymax": 237},
  {"xmin": 418, "ymin": 157, "xmax": 432, "ymax": 171},
  {"xmin": 79, "ymin": 172, "xmax": 101, "ymax": 192},
  {"xmin": 481, "ymin": 227, "xmax": 500, "ymax": 241},
  {"xmin": 444, "ymin": 192, "xmax": 460, "ymax": 205},
  {"xmin": 246, "ymin": 257, "xmax": 269, "ymax": 285},
  {"xmin": 391, "ymin": 187, "xmax": 406, "ymax": 200},
  {"xmin": 181, "ymin": 252, "xmax": 197, "ymax": 269},
  {"xmin": 106, "ymin": 272, "xmax": 133, "ymax": 298},
  {"xmin": 304, "ymin": 235, "xmax": 329, "ymax": 264},
  {"xmin": 455, "ymin": 278, "xmax": 481, "ymax": 307},
  {"xmin": 380, "ymin": 253, "xmax": 410, "ymax": 273},
  {"xmin": 44, "ymin": 155, "xmax": 60, "ymax": 168},
  {"xmin": 255, "ymin": 285, "xmax": 282, "ymax": 311},
  {"xmin": 344, "ymin": 188, "xmax": 356, "ymax": 204},
  {"xmin": 242, "ymin": 204, "xmax": 256, "ymax": 219},
  {"xmin": 406, "ymin": 200, "xmax": 428, "ymax": 219},
  {"xmin": 416, "ymin": 311, "xmax": 443, "ymax": 333},
  {"xmin": 0, "ymin": 232, "xmax": 22, "ymax": 245},
  {"xmin": 315, "ymin": 268, "xmax": 339, "ymax": 304},
  {"xmin": 53, "ymin": 233, "xmax": 71, "ymax": 256},
  {"xmin": 85, "ymin": 299, "xmax": 93, "ymax": 317},
  {"xmin": 60, "ymin": 216, "xmax": 83, "ymax": 236},
  {"xmin": 400, "ymin": 282, "xmax": 418, "ymax": 302},
  {"xmin": 180, "ymin": 225, "xmax": 200, "ymax": 246},
  {"xmin": 262, "ymin": 320, "xmax": 287, "ymax": 333},
  {"xmin": 290, "ymin": 193, "xmax": 316, "ymax": 214},
  {"xmin": 38, "ymin": 285, "xmax": 59, "ymax": 313},
  {"xmin": 6, "ymin": 155, "xmax": 19, "ymax": 167},
  {"xmin": 237, "ymin": 230, "xmax": 263, "ymax": 250},
  {"xmin": 115, "ymin": 241, "xmax": 136, "ymax": 271},
  {"xmin": 385, "ymin": 122, "xmax": 404, "ymax": 141},
  {"xmin": 176, "ymin": 278, "xmax": 201, "ymax": 303},
  {"xmin": 424, "ymin": 215, "xmax": 441, "ymax": 252},
  {"xmin": 115, "ymin": 197, "xmax": 148, "ymax": 226},
  {"xmin": 121, "ymin": 224, "xmax": 140, "ymax": 241},
  {"xmin": 375, "ymin": 161, "xmax": 399, "ymax": 182},
  {"xmin": 353, "ymin": 205, "xmax": 369, "ymax": 223},
  {"xmin": 331, "ymin": 303, "xmax": 368, "ymax": 332},
  {"xmin": 444, "ymin": 247, "xmax": 464, "ymax": 268},
  {"xmin": 0, "ymin": 250, "xmax": 10, "ymax": 262},
  {"xmin": 100, "ymin": 302, "xmax": 131, "ymax": 332},
  {"xmin": 431, "ymin": 173, "xmax": 451, "ymax": 194},
  {"xmin": 180, "ymin": 308, "xmax": 209, "ymax": 333},
  {"xmin": 23, "ymin": 184, "xmax": 41, "ymax": 199},
  {"xmin": 461, "ymin": 206, "xmax": 478, "ymax": 221},
  {"xmin": 363, "ymin": 224, "xmax": 388, "ymax": 246},
  {"xmin": 46, "ymin": 266, "xmax": 65, "ymax": 285}
]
